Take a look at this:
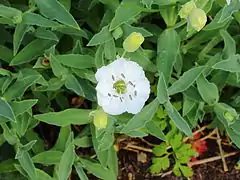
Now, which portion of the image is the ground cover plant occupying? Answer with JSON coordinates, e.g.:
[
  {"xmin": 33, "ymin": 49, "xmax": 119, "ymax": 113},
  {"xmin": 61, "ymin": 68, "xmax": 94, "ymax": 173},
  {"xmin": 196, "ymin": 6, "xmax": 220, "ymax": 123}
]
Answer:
[{"xmin": 0, "ymin": 0, "xmax": 240, "ymax": 179}]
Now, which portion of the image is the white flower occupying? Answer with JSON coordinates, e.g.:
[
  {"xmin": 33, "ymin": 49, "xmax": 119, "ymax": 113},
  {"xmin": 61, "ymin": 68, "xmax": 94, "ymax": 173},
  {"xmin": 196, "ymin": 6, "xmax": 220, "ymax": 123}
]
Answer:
[
  {"xmin": 226, "ymin": 0, "xmax": 230, "ymax": 5},
  {"xmin": 95, "ymin": 57, "xmax": 150, "ymax": 115}
]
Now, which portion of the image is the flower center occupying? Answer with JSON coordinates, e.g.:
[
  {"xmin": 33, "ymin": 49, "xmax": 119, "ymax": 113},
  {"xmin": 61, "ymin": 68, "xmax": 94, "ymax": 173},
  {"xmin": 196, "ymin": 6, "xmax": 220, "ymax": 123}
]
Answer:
[{"xmin": 113, "ymin": 80, "xmax": 127, "ymax": 94}]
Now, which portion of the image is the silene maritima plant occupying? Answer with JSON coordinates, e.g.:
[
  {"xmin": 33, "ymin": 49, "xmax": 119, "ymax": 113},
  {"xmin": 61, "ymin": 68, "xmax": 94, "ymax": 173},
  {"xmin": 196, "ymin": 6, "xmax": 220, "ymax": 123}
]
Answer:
[{"xmin": 0, "ymin": 0, "xmax": 240, "ymax": 179}]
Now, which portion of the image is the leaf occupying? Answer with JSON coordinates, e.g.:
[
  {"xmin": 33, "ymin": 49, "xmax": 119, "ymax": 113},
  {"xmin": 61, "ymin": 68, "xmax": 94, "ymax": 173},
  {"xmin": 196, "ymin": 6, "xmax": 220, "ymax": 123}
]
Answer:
[
  {"xmin": 220, "ymin": 30, "xmax": 236, "ymax": 58},
  {"xmin": 108, "ymin": 146, "xmax": 118, "ymax": 177},
  {"xmin": 157, "ymin": 29, "xmax": 180, "ymax": 84},
  {"xmin": 36, "ymin": 169, "xmax": 54, "ymax": 180},
  {"xmin": 50, "ymin": 53, "xmax": 68, "ymax": 78},
  {"xmin": 104, "ymin": 38, "xmax": 116, "ymax": 60},
  {"xmin": 0, "ymin": 97, "xmax": 16, "ymax": 121},
  {"xmin": 35, "ymin": 28, "xmax": 59, "ymax": 41},
  {"xmin": 56, "ymin": 133, "xmax": 75, "ymax": 180},
  {"xmin": 32, "ymin": 151, "xmax": 63, "ymax": 165},
  {"xmin": 164, "ymin": 101, "xmax": 192, "ymax": 137},
  {"xmin": 22, "ymin": 12, "xmax": 59, "ymax": 28},
  {"xmin": 74, "ymin": 163, "xmax": 89, "ymax": 180},
  {"xmin": 152, "ymin": 143, "xmax": 167, "ymax": 156},
  {"xmin": 87, "ymin": 26, "xmax": 112, "ymax": 46},
  {"xmin": 53, "ymin": 125, "xmax": 71, "ymax": 151},
  {"xmin": 183, "ymin": 96, "xmax": 196, "ymax": 116},
  {"xmin": 145, "ymin": 121, "xmax": 166, "ymax": 141},
  {"xmin": 65, "ymin": 74, "xmax": 85, "ymax": 96},
  {"xmin": 4, "ymin": 74, "xmax": 41, "ymax": 101},
  {"xmin": 10, "ymin": 99, "xmax": 38, "ymax": 117},
  {"xmin": 13, "ymin": 22, "xmax": 28, "ymax": 55},
  {"xmin": 35, "ymin": 0, "xmax": 79, "ymax": 29},
  {"xmin": 226, "ymin": 127, "xmax": 240, "ymax": 148},
  {"xmin": 196, "ymin": 75, "xmax": 219, "ymax": 105},
  {"xmin": 34, "ymin": 109, "xmax": 91, "ymax": 126},
  {"xmin": 17, "ymin": 150, "xmax": 36, "ymax": 180},
  {"xmin": 55, "ymin": 26, "xmax": 88, "ymax": 39},
  {"xmin": 218, "ymin": 0, "xmax": 240, "ymax": 23},
  {"xmin": 213, "ymin": 55, "xmax": 240, "ymax": 73},
  {"xmin": 168, "ymin": 66, "xmax": 205, "ymax": 96},
  {"xmin": 122, "ymin": 23, "xmax": 153, "ymax": 38},
  {"xmin": 10, "ymin": 39, "xmax": 56, "ymax": 66},
  {"xmin": 121, "ymin": 98, "xmax": 159, "ymax": 133},
  {"xmin": 74, "ymin": 136, "xmax": 92, "ymax": 148},
  {"xmin": 78, "ymin": 158, "xmax": 116, "ymax": 180},
  {"xmin": 110, "ymin": 0, "xmax": 142, "ymax": 30},
  {"xmin": 56, "ymin": 54, "xmax": 95, "ymax": 69},
  {"xmin": 95, "ymin": 45, "xmax": 105, "ymax": 68},
  {"xmin": 157, "ymin": 73, "xmax": 168, "ymax": 104},
  {"xmin": 0, "ymin": 45, "xmax": 13, "ymax": 63},
  {"xmin": 0, "ymin": 5, "xmax": 22, "ymax": 20},
  {"xmin": 179, "ymin": 165, "xmax": 193, "ymax": 177}
]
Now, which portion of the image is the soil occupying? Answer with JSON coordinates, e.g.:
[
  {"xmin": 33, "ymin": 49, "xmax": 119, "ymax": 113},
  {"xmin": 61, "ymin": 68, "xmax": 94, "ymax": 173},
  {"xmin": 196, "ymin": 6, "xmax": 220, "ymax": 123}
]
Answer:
[{"xmin": 117, "ymin": 137, "xmax": 240, "ymax": 180}]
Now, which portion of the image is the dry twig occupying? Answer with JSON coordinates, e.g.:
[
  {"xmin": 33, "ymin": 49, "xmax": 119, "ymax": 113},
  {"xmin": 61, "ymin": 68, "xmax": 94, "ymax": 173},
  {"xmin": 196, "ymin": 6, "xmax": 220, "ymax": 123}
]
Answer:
[{"xmin": 216, "ymin": 128, "xmax": 228, "ymax": 172}]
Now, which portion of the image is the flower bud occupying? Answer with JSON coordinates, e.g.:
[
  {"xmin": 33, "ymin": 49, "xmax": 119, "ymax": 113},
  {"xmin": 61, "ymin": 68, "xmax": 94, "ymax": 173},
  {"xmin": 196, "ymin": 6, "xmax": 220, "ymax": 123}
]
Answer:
[
  {"xmin": 179, "ymin": 1, "xmax": 196, "ymax": 19},
  {"xmin": 12, "ymin": 14, "xmax": 22, "ymax": 24},
  {"xmin": 123, "ymin": 32, "xmax": 144, "ymax": 52},
  {"xmin": 188, "ymin": 8, "xmax": 207, "ymax": 32},
  {"xmin": 93, "ymin": 109, "xmax": 108, "ymax": 129}
]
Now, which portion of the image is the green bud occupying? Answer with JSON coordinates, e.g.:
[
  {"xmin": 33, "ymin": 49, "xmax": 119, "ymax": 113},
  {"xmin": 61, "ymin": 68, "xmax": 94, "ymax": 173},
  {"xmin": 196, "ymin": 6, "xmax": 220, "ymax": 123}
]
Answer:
[
  {"xmin": 188, "ymin": 8, "xmax": 207, "ymax": 32},
  {"xmin": 93, "ymin": 109, "xmax": 108, "ymax": 129},
  {"xmin": 123, "ymin": 32, "xmax": 144, "ymax": 52},
  {"xmin": 224, "ymin": 109, "xmax": 239, "ymax": 124},
  {"xmin": 179, "ymin": 1, "xmax": 196, "ymax": 19}
]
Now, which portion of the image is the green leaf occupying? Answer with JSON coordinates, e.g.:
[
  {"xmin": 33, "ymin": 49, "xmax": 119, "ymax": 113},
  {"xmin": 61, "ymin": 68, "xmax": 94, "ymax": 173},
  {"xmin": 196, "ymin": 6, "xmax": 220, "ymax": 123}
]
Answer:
[
  {"xmin": 0, "ymin": 5, "xmax": 22, "ymax": 21},
  {"xmin": 87, "ymin": 26, "xmax": 112, "ymax": 46},
  {"xmin": 157, "ymin": 73, "xmax": 168, "ymax": 104},
  {"xmin": 179, "ymin": 165, "xmax": 193, "ymax": 177},
  {"xmin": 74, "ymin": 163, "xmax": 89, "ymax": 180},
  {"xmin": 0, "ymin": 45, "xmax": 13, "ymax": 63},
  {"xmin": 74, "ymin": 136, "xmax": 92, "ymax": 148},
  {"xmin": 53, "ymin": 125, "xmax": 71, "ymax": 151},
  {"xmin": 1, "ymin": 123, "xmax": 19, "ymax": 145},
  {"xmin": 164, "ymin": 101, "xmax": 192, "ymax": 137},
  {"xmin": 95, "ymin": 45, "xmax": 105, "ymax": 68},
  {"xmin": 157, "ymin": 29, "xmax": 180, "ymax": 84},
  {"xmin": 22, "ymin": 12, "xmax": 59, "ymax": 28},
  {"xmin": 10, "ymin": 39, "xmax": 56, "ymax": 66},
  {"xmin": 168, "ymin": 66, "xmax": 205, "ymax": 96},
  {"xmin": 196, "ymin": 74, "xmax": 219, "ymax": 105},
  {"xmin": 50, "ymin": 53, "xmax": 68, "ymax": 78},
  {"xmin": 35, "ymin": 0, "xmax": 79, "ymax": 29},
  {"xmin": 108, "ymin": 146, "xmax": 118, "ymax": 177},
  {"xmin": 170, "ymin": 134, "xmax": 183, "ymax": 150},
  {"xmin": 226, "ymin": 127, "xmax": 240, "ymax": 148},
  {"xmin": 13, "ymin": 22, "xmax": 28, "ymax": 55},
  {"xmin": 10, "ymin": 99, "xmax": 38, "ymax": 117},
  {"xmin": 110, "ymin": 0, "xmax": 142, "ymax": 31},
  {"xmin": 4, "ymin": 74, "xmax": 41, "ymax": 101},
  {"xmin": 36, "ymin": 169, "xmax": 54, "ymax": 180},
  {"xmin": 35, "ymin": 28, "xmax": 59, "ymax": 41},
  {"xmin": 65, "ymin": 74, "xmax": 85, "ymax": 95},
  {"xmin": 220, "ymin": 30, "xmax": 236, "ymax": 58},
  {"xmin": 0, "ymin": 97, "xmax": 16, "ymax": 121},
  {"xmin": 32, "ymin": 151, "xmax": 63, "ymax": 165},
  {"xmin": 34, "ymin": 109, "xmax": 91, "ymax": 126},
  {"xmin": 17, "ymin": 150, "xmax": 36, "ymax": 180},
  {"xmin": 213, "ymin": 55, "xmax": 240, "ymax": 73},
  {"xmin": 78, "ymin": 158, "xmax": 116, "ymax": 180},
  {"xmin": 121, "ymin": 98, "xmax": 159, "ymax": 133},
  {"xmin": 56, "ymin": 133, "xmax": 75, "ymax": 180},
  {"xmin": 218, "ymin": 0, "xmax": 240, "ymax": 23},
  {"xmin": 56, "ymin": 54, "xmax": 95, "ymax": 69},
  {"xmin": 122, "ymin": 23, "xmax": 153, "ymax": 38},
  {"xmin": 183, "ymin": 96, "xmax": 196, "ymax": 117},
  {"xmin": 145, "ymin": 121, "xmax": 166, "ymax": 141},
  {"xmin": 55, "ymin": 26, "xmax": 88, "ymax": 39},
  {"xmin": 104, "ymin": 38, "xmax": 116, "ymax": 60},
  {"xmin": 152, "ymin": 143, "xmax": 167, "ymax": 156}
]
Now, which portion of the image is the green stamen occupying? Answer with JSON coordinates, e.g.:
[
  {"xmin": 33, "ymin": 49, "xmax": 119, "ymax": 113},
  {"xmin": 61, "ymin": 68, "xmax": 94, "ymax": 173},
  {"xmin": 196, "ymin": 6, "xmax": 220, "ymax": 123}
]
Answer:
[{"xmin": 113, "ymin": 80, "xmax": 127, "ymax": 94}]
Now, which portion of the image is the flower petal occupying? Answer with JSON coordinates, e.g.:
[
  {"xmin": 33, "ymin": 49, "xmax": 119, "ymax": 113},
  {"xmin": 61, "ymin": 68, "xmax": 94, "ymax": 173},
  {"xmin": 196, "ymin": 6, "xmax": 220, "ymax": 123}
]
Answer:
[
  {"xmin": 95, "ymin": 65, "xmax": 112, "ymax": 82},
  {"xmin": 101, "ymin": 97, "xmax": 126, "ymax": 115},
  {"xmin": 125, "ymin": 97, "xmax": 146, "ymax": 114},
  {"xmin": 123, "ymin": 60, "xmax": 145, "ymax": 82},
  {"xmin": 135, "ymin": 78, "xmax": 151, "ymax": 99}
]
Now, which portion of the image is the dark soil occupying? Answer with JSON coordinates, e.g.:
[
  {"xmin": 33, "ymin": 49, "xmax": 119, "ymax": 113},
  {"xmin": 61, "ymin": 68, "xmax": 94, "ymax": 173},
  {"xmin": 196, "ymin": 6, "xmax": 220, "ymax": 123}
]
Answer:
[{"xmin": 117, "ymin": 138, "xmax": 240, "ymax": 180}]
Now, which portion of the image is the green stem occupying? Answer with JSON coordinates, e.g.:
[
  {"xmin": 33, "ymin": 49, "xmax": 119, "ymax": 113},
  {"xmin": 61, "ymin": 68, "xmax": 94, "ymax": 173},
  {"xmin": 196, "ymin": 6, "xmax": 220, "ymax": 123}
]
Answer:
[{"xmin": 121, "ymin": 50, "xmax": 127, "ymax": 58}]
